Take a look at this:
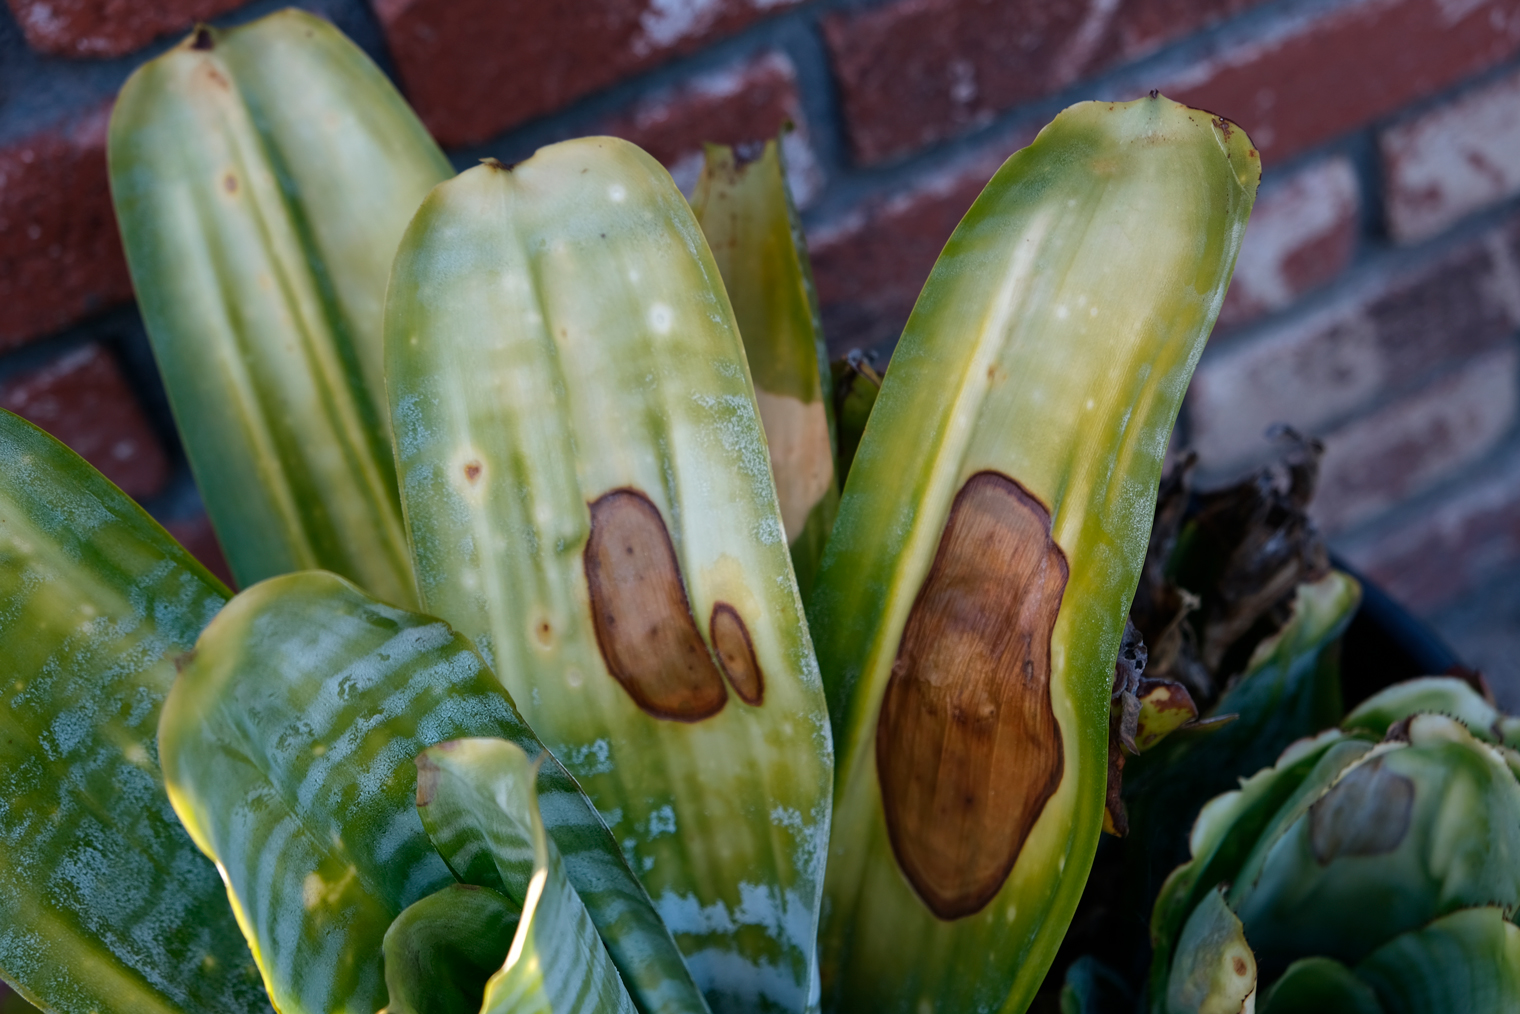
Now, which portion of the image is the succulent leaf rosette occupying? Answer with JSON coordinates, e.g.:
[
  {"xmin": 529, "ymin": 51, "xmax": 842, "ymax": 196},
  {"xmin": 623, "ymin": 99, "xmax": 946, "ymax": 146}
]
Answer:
[{"xmin": 1151, "ymin": 676, "xmax": 1520, "ymax": 1014}]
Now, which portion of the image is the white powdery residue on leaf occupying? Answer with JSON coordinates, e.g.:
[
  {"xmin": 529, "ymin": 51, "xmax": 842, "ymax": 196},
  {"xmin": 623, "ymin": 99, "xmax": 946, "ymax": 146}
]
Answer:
[
  {"xmin": 646, "ymin": 804, "xmax": 677, "ymax": 840},
  {"xmin": 563, "ymin": 738, "xmax": 615, "ymax": 777},
  {"xmin": 679, "ymin": 946, "xmax": 809, "ymax": 1010},
  {"xmin": 46, "ymin": 701, "xmax": 95, "ymax": 760},
  {"xmin": 654, "ymin": 889, "xmax": 737, "ymax": 936},
  {"xmin": 393, "ymin": 393, "xmax": 433, "ymax": 460},
  {"xmin": 734, "ymin": 880, "xmax": 816, "ymax": 957},
  {"xmin": 370, "ymin": 791, "xmax": 430, "ymax": 869},
  {"xmin": 0, "ymin": 924, "xmax": 49, "ymax": 981},
  {"xmin": 771, "ymin": 799, "xmax": 829, "ymax": 890}
]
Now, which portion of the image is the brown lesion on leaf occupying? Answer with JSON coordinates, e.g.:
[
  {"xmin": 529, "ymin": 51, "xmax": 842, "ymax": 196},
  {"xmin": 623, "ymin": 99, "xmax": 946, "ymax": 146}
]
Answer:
[
  {"xmin": 223, "ymin": 173, "xmax": 238, "ymax": 194},
  {"xmin": 584, "ymin": 489, "xmax": 728, "ymax": 722},
  {"xmin": 463, "ymin": 460, "xmax": 483, "ymax": 483},
  {"xmin": 711, "ymin": 603, "xmax": 763, "ymax": 705},
  {"xmin": 876, "ymin": 471, "xmax": 1068, "ymax": 920},
  {"xmin": 1309, "ymin": 756, "xmax": 1414, "ymax": 864}
]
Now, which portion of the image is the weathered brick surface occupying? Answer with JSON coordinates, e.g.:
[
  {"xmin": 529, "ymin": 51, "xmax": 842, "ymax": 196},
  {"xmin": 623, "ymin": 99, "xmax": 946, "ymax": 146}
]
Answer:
[
  {"xmin": 1344, "ymin": 447, "xmax": 1520, "ymax": 612},
  {"xmin": 0, "ymin": 343, "xmax": 170, "ymax": 500},
  {"xmin": 375, "ymin": 0, "xmax": 802, "ymax": 148},
  {"xmin": 0, "ymin": 105, "xmax": 133, "ymax": 349},
  {"xmin": 1165, "ymin": 0, "xmax": 1520, "ymax": 164},
  {"xmin": 1219, "ymin": 156, "xmax": 1359, "ymax": 328},
  {"xmin": 1189, "ymin": 226, "xmax": 1520, "ymax": 469},
  {"xmin": 599, "ymin": 51, "xmax": 822, "ymax": 205},
  {"xmin": 1311, "ymin": 347, "xmax": 1518, "ymax": 533},
  {"xmin": 822, "ymin": 0, "xmax": 1267, "ymax": 165},
  {"xmin": 807, "ymin": 138, "xmax": 1031, "ymax": 353},
  {"xmin": 165, "ymin": 512, "xmax": 236, "ymax": 589},
  {"xmin": 1382, "ymin": 66, "xmax": 1520, "ymax": 244},
  {"xmin": 5, "ymin": 0, "xmax": 243, "ymax": 57}
]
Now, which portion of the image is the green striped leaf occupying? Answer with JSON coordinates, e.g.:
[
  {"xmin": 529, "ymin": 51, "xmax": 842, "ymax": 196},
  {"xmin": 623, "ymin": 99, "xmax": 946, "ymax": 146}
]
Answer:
[
  {"xmin": 385, "ymin": 140, "xmax": 832, "ymax": 1012},
  {"xmin": 383, "ymin": 883, "xmax": 521, "ymax": 1014},
  {"xmin": 0, "ymin": 410, "xmax": 265, "ymax": 1014},
  {"xmin": 690, "ymin": 138, "xmax": 838, "ymax": 597},
  {"xmin": 810, "ymin": 96, "xmax": 1258, "ymax": 1013},
  {"xmin": 415, "ymin": 741, "xmax": 709, "ymax": 1014},
  {"xmin": 417, "ymin": 740, "xmax": 635, "ymax": 1014},
  {"xmin": 109, "ymin": 9, "xmax": 451, "ymax": 604},
  {"xmin": 158, "ymin": 571, "xmax": 705, "ymax": 1014},
  {"xmin": 157, "ymin": 572, "xmax": 535, "ymax": 1013}
]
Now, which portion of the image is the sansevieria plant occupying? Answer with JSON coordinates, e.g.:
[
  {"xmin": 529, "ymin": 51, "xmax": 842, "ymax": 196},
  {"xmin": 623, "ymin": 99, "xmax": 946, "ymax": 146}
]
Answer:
[{"xmin": 0, "ymin": 9, "xmax": 1279, "ymax": 1014}]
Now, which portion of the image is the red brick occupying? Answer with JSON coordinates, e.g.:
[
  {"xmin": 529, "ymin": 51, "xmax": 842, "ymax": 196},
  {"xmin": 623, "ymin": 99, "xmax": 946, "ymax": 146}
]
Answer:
[
  {"xmin": 5, "ymin": 0, "xmax": 243, "ymax": 57},
  {"xmin": 599, "ymin": 52, "xmax": 822, "ymax": 206},
  {"xmin": 1218, "ymin": 156, "xmax": 1359, "ymax": 328},
  {"xmin": 1096, "ymin": 0, "xmax": 1270, "ymax": 66},
  {"xmin": 375, "ymin": 0, "xmax": 803, "ymax": 148},
  {"xmin": 0, "ymin": 105, "xmax": 133, "ymax": 348},
  {"xmin": 823, "ymin": 0, "xmax": 1268, "ymax": 166},
  {"xmin": 808, "ymin": 139, "xmax": 1029, "ymax": 353},
  {"xmin": 1164, "ymin": 0, "xmax": 1520, "ymax": 166},
  {"xmin": 0, "ymin": 343, "xmax": 170, "ymax": 501},
  {"xmin": 165, "ymin": 512, "xmax": 235, "ymax": 590},
  {"xmin": 1188, "ymin": 225, "xmax": 1520, "ymax": 469},
  {"xmin": 1343, "ymin": 447, "xmax": 1520, "ymax": 612},
  {"xmin": 1310, "ymin": 348, "xmax": 1517, "ymax": 533},
  {"xmin": 1381, "ymin": 66, "xmax": 1520, "ymax": 244}
]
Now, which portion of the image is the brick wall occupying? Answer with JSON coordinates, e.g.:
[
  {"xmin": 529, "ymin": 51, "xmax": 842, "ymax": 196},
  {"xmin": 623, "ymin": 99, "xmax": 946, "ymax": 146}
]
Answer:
[{"xmin": 4, "ymin": 0, "xmax": 1520, "ymax": 695}]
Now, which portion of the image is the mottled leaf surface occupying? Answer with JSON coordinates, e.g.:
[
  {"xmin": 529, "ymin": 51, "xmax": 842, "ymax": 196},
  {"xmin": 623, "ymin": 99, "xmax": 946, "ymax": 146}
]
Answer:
[
  {"xmin": 416, "ymin": 739, "xmax": 708, "ymax": 1014},
  {"xmin": 0, "ymin": 410, "xmax": 267, "ymax": 1013},
  {"xmin": 158, "ymin": 573, "xmax": 536, "ymax": 1013},
  {"xmin": 691, "ymin": 138, "xmax": 838, "ymax": 596},
  {"xmin": 418, "ymin": 740, "xmax": 635, "ymax": 1014},
  {"xmin": 386, "ymin": 140, "xmax": 831, "ymax": 1013},
  {"xmin": 811, "ymin": 96, "xmax": 1258, "ymax": 1014}
]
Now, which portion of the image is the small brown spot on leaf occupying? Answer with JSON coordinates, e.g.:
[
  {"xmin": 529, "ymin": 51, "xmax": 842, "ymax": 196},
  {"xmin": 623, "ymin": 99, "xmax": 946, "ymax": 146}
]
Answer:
[
  {"xmin": 223, "ymin": 173, "xmax": 237, "ymax": 194},
  {"xmin": 414, "ymin": 755, "xmax": 440, "ymax": 807},
  {"xmin": 173, "ymin": 650, "xmax": 197, "ymax": 674},
  {"xmin": 584, "ymin": 489, "xmax": 727, "ymax": 721},
  {"xmin": 877, "ymin": 471, "xmax": 1068, "ymax": 919},
  {"xmin": 1309, "ymin": 757, "xmax": 1414, "ymax": 864},
  {"xmin": 1232, "ymin": 956, "xmax": 1248, "ymax": 976},
  {"xmin": 711, "ymin": 604, "xmax": 763, "ymax": 705},
  {"xmin": 463, "ymin": 461, "xmax": 482, "ymax": 483}
]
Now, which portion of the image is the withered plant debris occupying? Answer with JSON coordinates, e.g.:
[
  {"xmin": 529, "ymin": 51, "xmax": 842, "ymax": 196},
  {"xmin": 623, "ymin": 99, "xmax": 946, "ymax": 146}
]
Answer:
[
  {"xmin": 1105, "ymin": 431, "xmax": 1327, "ymax": 834},
  {"xmin": 1130, "ymin": 430, "xmax": 1328, "ymax": 710}
]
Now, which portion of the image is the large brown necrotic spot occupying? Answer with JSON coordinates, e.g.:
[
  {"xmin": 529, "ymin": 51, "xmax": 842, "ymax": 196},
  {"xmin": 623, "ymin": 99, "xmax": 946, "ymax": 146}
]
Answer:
[
  {"xmin": 877, "ymin": 470, "xmax": 1069, "ymax": 920},
  {"xmin": 711, "ymin": 603, "xmax": 764, "ymax": 705},
  {"xmin": 584, "ymin": 489, "xmax": 728, "ymax": 721}
]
